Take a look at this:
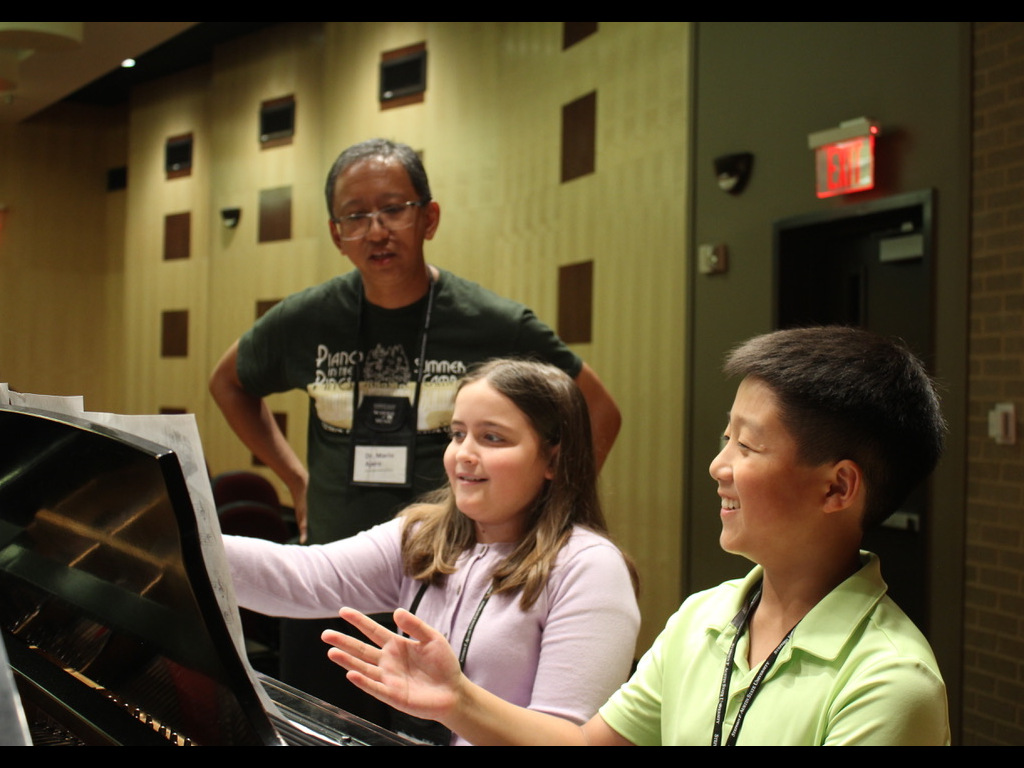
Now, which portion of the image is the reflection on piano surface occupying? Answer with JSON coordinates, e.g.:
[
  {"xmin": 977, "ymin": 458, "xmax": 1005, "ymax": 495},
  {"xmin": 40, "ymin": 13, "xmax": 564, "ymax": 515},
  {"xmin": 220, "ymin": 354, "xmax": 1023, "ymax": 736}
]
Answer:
[{"xmin": 0, "ymin": 405, "xmax": 413, "ymax": 745}]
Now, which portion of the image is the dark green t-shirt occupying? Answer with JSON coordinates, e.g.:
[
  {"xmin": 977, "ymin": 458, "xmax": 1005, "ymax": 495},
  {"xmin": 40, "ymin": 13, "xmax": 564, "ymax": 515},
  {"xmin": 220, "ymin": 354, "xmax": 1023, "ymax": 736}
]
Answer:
[{"xmin": 237, "ymin": 268, "xmax": 581, "ymax": 544}]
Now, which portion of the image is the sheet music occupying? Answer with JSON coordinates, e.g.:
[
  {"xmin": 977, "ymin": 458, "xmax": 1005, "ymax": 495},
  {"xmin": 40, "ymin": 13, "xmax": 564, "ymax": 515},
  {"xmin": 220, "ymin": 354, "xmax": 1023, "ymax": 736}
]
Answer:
[{"xmin": 3, "ymin": 388, "xmax": 84, "ymax": 416}]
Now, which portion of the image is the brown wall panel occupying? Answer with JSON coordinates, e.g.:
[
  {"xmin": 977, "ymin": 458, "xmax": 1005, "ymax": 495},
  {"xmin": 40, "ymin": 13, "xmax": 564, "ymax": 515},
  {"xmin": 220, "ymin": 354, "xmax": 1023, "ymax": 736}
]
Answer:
[
  {"xmin": 561, "ymin": 91, "xmax": 596, "ymax": 183},
  {"xmin": 258, "ymin": 186, "xmax": 292, "ymax": 242},
  {"xmin": 164, "ymin": 212, "xmax": 191, "ymax": 260},
  {"xmin": 558, "ymin": 260, "xmax": 593, "ymax": 344},
  {"xmin": 161, "ymin": 310, "xmax": 189, "ymax": 357},
  {"xmin": 563, "ymin": 22, "xmax": 598, "ymax": 50}
]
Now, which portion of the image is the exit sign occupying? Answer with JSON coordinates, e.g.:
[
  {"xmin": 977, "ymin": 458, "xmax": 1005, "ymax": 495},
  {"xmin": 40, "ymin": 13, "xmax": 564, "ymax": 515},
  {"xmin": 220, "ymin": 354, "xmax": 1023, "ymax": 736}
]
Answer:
[{"xmin": 815, "ymin": 135, "xmax": 875, "ymax": 198}]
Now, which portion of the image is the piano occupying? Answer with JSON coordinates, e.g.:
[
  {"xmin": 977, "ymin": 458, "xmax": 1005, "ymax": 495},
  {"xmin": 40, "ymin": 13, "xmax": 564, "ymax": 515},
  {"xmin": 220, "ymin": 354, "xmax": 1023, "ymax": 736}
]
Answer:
[{"xmin": 0, "ymin": 404, "xmax": 413, "ymax": 746}]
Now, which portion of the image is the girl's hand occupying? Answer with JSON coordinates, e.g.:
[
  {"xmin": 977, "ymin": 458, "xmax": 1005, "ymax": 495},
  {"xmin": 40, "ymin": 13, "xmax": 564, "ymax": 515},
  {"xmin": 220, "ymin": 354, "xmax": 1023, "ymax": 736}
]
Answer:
[{"xmin": 323, "ymin": 607, "xmax": 464, "ymax": 723}]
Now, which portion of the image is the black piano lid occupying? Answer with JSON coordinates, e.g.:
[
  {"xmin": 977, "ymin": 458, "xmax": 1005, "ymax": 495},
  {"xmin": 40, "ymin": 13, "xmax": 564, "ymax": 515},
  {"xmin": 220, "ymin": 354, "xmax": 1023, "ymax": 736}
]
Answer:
[{"xmin": 0, "ymin": 405, "xmax": 284, "ymax": 745}]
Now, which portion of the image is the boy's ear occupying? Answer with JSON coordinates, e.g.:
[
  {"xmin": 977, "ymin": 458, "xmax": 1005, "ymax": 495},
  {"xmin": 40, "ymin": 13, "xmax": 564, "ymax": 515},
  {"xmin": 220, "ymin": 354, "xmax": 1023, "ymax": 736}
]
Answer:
[{"xmin": 823, "ymin": 459, "xmax": 864, "ymax": 514}]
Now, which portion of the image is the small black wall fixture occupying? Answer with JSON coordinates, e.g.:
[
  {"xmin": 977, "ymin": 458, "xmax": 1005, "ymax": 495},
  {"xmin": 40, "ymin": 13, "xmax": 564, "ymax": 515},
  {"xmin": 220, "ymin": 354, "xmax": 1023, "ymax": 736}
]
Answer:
[
  {"xmin": 221, "ymin": 207, "xmax": 241, "ymax": 229},
  {"xmin": 714, "ymin": 152, "xmax": 754, "ymax": 195}
]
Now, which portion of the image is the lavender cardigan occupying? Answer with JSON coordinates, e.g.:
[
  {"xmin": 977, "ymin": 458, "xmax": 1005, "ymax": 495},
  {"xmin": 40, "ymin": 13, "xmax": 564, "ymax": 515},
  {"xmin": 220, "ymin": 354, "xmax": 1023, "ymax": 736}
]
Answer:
[{"xmin": 224, "ymin": 519, "xmax": 640, "ymax": 745}]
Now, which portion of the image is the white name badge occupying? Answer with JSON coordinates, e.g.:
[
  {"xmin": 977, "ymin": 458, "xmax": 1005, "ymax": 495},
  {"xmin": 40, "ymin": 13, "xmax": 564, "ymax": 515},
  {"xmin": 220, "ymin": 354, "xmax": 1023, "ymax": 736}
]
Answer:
[{"xmin": 352, "ymin": 445, "xmax": 409, "ymax": 485}]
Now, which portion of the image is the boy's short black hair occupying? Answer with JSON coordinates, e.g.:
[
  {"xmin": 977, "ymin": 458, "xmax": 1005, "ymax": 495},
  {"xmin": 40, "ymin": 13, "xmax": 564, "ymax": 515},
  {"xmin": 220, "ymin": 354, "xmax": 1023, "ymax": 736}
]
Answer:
[{"xmin": 724, "ymin": 326, "xmax": 945, "ymax": 528}]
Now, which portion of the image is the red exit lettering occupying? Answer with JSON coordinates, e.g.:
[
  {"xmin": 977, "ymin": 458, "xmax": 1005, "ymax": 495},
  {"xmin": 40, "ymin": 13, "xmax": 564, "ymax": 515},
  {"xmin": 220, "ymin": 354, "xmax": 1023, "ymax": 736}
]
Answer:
[{"xmin": 815, "ymin": 136, "xmax": 875, "ymax": 198}]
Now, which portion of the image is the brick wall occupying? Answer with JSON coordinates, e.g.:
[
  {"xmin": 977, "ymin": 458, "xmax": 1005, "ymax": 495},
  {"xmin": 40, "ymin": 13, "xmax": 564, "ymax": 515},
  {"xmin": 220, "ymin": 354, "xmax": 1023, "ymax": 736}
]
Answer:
[{"xmin": 965, "ymin": 20, "xmax": 1024, "ymax": 746}]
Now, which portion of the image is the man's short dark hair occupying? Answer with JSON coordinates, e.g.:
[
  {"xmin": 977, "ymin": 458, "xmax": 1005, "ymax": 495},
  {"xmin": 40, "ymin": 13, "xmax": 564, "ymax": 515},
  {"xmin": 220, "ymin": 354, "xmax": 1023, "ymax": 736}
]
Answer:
[
  {"xmin": 724, "ymin": 326, "xmax": 945, "ymax": 529},
  {"xmin": 324, "ymin": 138, "xmax": 431, "ymax": 216}
]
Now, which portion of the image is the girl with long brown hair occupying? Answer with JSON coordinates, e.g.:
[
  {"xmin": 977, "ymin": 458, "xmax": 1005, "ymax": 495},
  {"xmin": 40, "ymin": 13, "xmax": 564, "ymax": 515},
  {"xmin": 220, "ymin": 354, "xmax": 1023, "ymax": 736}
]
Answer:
[{"xmin": 225, "ymin": 359, "xmax": 638, "ymax": 745}]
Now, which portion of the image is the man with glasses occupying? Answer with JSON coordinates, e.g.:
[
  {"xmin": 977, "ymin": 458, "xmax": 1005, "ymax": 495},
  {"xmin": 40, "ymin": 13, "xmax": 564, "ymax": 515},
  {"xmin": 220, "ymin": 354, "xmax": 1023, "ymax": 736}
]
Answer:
[{"xmin": 209, "ymin": 138, "xmax": 620, "ymax": 716}]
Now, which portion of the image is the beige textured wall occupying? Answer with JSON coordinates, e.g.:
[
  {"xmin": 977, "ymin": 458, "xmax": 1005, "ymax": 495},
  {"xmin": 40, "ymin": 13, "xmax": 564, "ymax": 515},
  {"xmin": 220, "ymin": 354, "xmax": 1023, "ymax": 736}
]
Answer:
[
  {"xmin": 0, "ymin": 102, "xmax": 126, "ymax": 411},
  {"xmin": 116, "ymin": 22, "xmax": 690, "ymax": 651},
  {"xmin": 124, "ymin": 66, "xmax": 212, "ymax": 420}
]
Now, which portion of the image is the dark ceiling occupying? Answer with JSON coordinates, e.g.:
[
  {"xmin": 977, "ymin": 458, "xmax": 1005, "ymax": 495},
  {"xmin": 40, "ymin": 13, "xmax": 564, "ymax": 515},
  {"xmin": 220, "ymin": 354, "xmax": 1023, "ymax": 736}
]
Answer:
[{"xmin": 65, "ymin": 22, "xmax": 280, "ymax": 107}]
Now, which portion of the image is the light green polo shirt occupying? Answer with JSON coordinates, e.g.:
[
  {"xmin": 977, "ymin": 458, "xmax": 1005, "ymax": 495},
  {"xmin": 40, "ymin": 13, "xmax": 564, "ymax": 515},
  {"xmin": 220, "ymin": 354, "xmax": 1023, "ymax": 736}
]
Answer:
[{"xmin": 600, "ymin": 553, "xmax": 949, "ymax": 745}]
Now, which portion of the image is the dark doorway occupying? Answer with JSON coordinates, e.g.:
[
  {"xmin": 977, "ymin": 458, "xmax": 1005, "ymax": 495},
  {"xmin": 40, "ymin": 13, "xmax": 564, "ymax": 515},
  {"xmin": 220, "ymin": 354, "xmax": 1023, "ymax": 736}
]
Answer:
[{"xmin": 774, "ymin": 189, "xmax": 934, "ymax": 632}]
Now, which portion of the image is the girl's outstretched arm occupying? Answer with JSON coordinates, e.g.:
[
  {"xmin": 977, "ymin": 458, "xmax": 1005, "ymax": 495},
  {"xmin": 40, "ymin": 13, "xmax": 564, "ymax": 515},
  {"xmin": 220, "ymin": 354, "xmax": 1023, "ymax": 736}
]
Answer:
[{"xmin": 323, "ymin": 607, "xmax": 631, "ymax": 746}]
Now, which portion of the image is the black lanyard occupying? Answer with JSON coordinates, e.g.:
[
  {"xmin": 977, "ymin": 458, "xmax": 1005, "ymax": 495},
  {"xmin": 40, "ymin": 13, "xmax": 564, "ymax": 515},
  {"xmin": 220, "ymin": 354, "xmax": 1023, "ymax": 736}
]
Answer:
[
  {"xmin": 408, "ymin": 579, "xmax": 493, "ymax": 669},
  {"xmin": 398, "ymin": 579, "xmax": 494, "ymax": 746},
  {"xmin": 352, "ymin": 271, "xmax": 436, "ymax": 421},
  {"xmin": 711, "ymin": 581, "xmax": 797, "ymax": 746}
]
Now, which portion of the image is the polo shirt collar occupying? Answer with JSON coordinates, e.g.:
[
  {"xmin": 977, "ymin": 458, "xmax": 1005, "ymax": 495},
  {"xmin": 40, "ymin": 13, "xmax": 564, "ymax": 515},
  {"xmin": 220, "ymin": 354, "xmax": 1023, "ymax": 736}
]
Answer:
[
  {"xmin": 710, "ymin": 552, "xmax": 886, "ymax": 665},
  {"xmin": 788, "ymin": 552, "xmax": 886, "ymax": 662}
]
